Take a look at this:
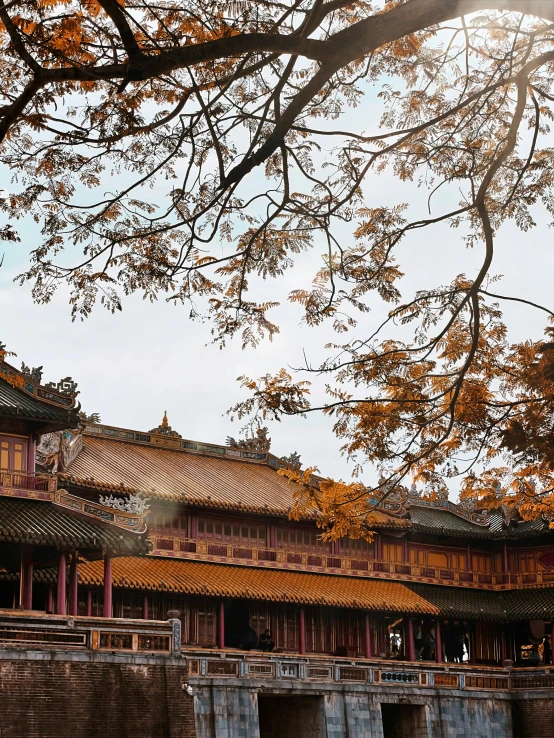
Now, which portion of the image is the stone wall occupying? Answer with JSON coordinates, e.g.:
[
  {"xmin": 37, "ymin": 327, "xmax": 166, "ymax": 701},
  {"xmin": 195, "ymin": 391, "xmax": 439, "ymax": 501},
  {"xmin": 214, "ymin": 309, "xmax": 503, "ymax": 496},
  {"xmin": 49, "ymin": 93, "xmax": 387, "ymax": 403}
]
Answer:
[
  {"xmin": 193, "ymin": 681, "xmax": 513, "ymax": 738},
  {"xmin": 0, "ymin": 651, "xmax": 196, "ymax": 738}
]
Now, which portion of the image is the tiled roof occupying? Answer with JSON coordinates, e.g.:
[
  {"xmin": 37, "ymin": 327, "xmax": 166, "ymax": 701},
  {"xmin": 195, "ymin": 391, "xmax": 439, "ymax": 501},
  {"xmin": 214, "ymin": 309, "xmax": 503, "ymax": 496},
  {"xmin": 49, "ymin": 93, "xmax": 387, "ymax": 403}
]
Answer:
[
  {"xmin": 0, "ymin": 498, "xmax": 148, "ymax": 554},
  {"xmin": 64, "ymin": 435, "xmax": 300, "ymax": 515},
  {"xmin": 63, "ymin": 435, "xmax": 410, "ymax": 527},
  {"xmin": 75, "ymin": 557, "xmax": 439, "ymax": 614},
  {"xmin": 503, "ymin": 587, "xmax": 554, "ymax": 619},
  {"xmin": 408, "ymin": 506, "xmax": 493, "ymax": 539},
  {"xmin": 0, "ymin": 378, "xmax": 77, "ymax": 428},
  {"xmin": 60, "ymin": 429, "xmax": 554, "ymax": 542},
  {"xmin": 406, "ymin": 584, "xmax": 506, "ymax": 621},
  {"xmin": 408, "ymin": 584, "xmax": 554, "ymax": 621}
]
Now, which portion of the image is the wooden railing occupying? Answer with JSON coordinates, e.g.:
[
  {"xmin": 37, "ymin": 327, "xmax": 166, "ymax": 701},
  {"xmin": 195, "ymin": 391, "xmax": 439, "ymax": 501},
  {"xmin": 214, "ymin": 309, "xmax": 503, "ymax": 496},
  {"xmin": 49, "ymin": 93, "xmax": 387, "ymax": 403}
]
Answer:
[
  {"xmin": 150, "ymin": 535, "xmax": 550, "ymax": 590},
  {"xmin": 184, "ymin": 647, "xmax": 554, "ymax": 691},
  {"xmin": 0, "ymin": 468, "xmax": 57, "ymax": 499},
  {"xmin": 0, "ymin": 610, "xmax": 180, "ymax": 656}
]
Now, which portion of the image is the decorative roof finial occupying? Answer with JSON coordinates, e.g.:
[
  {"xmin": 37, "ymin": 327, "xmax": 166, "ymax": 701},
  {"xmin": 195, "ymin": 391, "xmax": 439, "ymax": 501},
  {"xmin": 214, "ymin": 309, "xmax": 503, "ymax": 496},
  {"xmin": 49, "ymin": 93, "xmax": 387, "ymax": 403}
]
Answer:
[{"xmin": 149, "ymin": 411, "xmax": 181, "ymax": 438}]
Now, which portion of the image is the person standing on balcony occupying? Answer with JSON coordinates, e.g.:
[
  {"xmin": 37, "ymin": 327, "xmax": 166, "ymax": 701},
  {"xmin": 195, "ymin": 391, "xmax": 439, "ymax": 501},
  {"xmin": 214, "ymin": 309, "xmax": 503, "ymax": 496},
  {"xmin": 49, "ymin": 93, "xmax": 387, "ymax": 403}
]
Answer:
[
  {"xmin": 415, "ymin": 621, "xmax": 424, "ymax": 660},
  {"xmin": 259, "ymin": 629, "xmax": 275, "ymax": 652},
  {"xmin": 543, "ymin": 636, "xmax": 551, "ymax": 665}
]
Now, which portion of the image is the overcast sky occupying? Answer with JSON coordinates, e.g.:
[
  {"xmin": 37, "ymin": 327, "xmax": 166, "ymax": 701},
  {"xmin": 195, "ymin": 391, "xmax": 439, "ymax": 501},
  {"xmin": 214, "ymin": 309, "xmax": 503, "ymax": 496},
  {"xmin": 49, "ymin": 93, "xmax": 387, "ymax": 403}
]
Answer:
[{"xmin": 1, "ymin": 83, "xmax": 553, "ymax": 490}]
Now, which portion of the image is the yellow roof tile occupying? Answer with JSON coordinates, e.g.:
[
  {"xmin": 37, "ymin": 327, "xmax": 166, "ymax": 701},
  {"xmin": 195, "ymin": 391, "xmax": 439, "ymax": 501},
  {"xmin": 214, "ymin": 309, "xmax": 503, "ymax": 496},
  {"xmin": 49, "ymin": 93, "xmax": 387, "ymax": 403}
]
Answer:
[
  {"xmin": 65, "ymin": 436, "xmax": 297, "ymax": 515},
  {"xmin": 63, "ymin": 436, "xmax": 411, "ymax": 529},
  {"xmin": 78, "ymin": 557, "xmax": 438, "ymax": 614}
]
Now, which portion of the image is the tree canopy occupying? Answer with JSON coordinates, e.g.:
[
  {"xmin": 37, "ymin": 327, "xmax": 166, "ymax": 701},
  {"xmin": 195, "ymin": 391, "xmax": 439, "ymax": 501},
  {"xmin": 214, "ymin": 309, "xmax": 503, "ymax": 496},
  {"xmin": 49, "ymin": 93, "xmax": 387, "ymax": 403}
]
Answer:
[{"xmin": 2, "ymin": 0, "xmax": 554, "ymax": 531}]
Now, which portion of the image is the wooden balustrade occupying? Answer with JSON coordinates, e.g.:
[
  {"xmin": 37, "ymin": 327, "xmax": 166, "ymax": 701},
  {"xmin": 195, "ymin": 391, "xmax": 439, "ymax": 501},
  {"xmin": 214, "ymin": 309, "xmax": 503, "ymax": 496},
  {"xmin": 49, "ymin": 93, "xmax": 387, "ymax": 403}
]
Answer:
[
  {"xmin": 0, "ymin": 610, "xmax": 180, "ymax": 656},
  {"xmin": 184, "ymin": 648, "xmax": 552, "ymax": 690},
  {"xmin": 151, "ymin": 535, "xmax": 548, "ymax": 590},
  {"xmin": 0, "ymin": 468, "xmax": 57, "ymax": 498}
]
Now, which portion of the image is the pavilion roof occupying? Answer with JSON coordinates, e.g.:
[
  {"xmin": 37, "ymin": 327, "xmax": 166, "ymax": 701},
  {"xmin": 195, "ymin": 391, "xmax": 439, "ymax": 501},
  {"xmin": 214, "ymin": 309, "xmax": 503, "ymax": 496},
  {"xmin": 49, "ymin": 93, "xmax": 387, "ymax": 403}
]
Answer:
[
  {"xmin": 407, "ymin": 583, "xmax": 554, "ymax": 621},
  {"xmin": 60, "ymin": 424, "xmax": 554, "ymax": 542},
  {"xmin": 0, "ymin": 497, "xmax": 148, "ymax": 554},
  {"xmin": 72, "ymin": 556, "xmax": 439, "ymax": 614},
  {"xmin": 0, "ymin": 357, "xmax": 80, "ymax": 431}
]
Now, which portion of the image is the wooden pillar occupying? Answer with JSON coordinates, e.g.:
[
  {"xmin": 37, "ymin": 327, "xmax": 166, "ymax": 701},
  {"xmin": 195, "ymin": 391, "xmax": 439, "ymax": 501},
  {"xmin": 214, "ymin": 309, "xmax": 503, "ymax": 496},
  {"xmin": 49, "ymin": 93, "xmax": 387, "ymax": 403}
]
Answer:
[
  {"xmin": 375, "ymin": 533, "xmax": 382, "ymax": 560},
  {"xmin": 503, "ymin": 544, "xmax": 509, "ymax": 574},
  {"xmin": 189, "ymin": 513, "xmax": 198, "ymax": 539},
  {"xmin": 500, "ymin": 625, "xmax": 507, "ymax": 665},
  {"xmin": 86, "ymin": 590, "xmax": 92, "ymax": 616},
  {"xmin": 46, "ymin": 586, "xmax": 54, "ymax": 614},
  {"xmin": 402, "ymin": 536, "xmax": 409, "ymax": 564},
  {"xmin": 299, "ymin": 607, "xmax": 306, "ymax": 655},
  {"xmin": 27, "ymin": 436, "xmax": 36, "ymax": 474},
  {"xmin": 19, "ymin": 544, "xmax": 33, "ymax": 610},
  {"xmin": 103, "ymin": 551, "xmax": 113, "ymax": 618},
  {"xmin": 466, "ymin": 544, "xmax": 472, "ymax": 571},
  {"xmin": 69, "ymin": 552, "xmax": 79, "ymax": 616},
  {"xmin": 406, "ymin": 617, "xmax": 415, "ymax": 662},
  {"xmin": 266, "ymin": 524, "xmax": 277, "ymax": 549},
  {"xmin": 143, "ymin": 594, "xmax": 149, "ymax": 620},
  {"xmin": 436, "ymin": 619, "xmax": 442, "ymax": 663},
  {"xmin": 218, "ymin": 600, "xmax": 225, "ymax": 649},
  {"xmin": 364, "ymin": 614, "xmax": 372, "ymax": 659},
  {"xmin": 56, "ymin": 551, "xmax": 67, "ymax": 615}
]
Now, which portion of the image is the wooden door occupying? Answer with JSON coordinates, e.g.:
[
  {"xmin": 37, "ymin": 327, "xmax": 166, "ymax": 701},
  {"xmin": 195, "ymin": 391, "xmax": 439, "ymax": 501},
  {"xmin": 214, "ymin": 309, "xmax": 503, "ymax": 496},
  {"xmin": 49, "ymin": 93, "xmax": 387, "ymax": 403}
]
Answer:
[{"xmin": 0, "ymin": 435, "xmax": 27, "ymax": 472}]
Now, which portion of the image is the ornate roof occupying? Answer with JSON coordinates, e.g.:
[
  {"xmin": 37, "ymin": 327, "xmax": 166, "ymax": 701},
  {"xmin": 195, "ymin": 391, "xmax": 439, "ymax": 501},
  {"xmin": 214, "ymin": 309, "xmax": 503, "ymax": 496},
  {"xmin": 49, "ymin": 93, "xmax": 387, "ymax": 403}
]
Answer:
[
  {"xmin": 408, "ymin": 506, "xmax": 493, "ymax": 539},
  {"xmin": 0, "ymin": 497, "xmax": 149, "ymax": 554},
  {"xmin": 408, "ymin": 583, "xmax": 554, "ymax": 621},
  {"xmin": 0, "ymin": 349, "xmax": 80, "ymax": 431},
  {"xmin": 149, "ymin": 411, "xmax": 182, "ymax": 438},
  {"xmin": 72, "ymin": 556, "xmax": 439, "ymax": 614},
  {"xmin": 58, "ymin": 422, "xmax": 554, "ymax": 541}
]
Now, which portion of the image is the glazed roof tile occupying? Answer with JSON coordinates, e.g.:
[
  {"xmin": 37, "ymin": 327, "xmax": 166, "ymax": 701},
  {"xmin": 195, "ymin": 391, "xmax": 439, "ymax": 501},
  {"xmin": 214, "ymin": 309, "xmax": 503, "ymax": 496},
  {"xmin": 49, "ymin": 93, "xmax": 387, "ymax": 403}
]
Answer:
[
  {"xmin": 502, "ymin": 587, "xmax": 554, "ymax": 619},
  {"xmin": 64, "ymin": 435, "xmax": 299, "ymax": 515},
  {"xmin": 407, "ymin": 583, "xmax": 554, "ymax": 621},
  {"xmin": 406, "ymin": 584, "xmax": 506, "ymax": 621},
  {"xmin": 408, "ymin": 506, "xmax": 493, "ymax": 539},
  {"xmin": 64, "ymin": 435, "xmax": 410, "ymax": 527},
  {"xmin": 75, "ymin": 557, "xmax": 439, "ymax": 614},
  {"xmin": 0, "ymin": 497, "xmax": 148, "ymax": 553},
  {"xmin": 0, "ymin": 379, "xmax": 75, "ymax": 427}
]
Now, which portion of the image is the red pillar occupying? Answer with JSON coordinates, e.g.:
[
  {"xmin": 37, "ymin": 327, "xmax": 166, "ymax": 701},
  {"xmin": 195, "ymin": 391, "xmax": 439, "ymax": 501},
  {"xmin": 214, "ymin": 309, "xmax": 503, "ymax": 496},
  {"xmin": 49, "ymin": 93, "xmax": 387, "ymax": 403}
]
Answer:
[
  {"xmin": 500, "ymin": 625, "xmax": 507, "ymax": 665},
  {"xmin": 218, "ymin": 600, "xmax": 225, "ymax": 649},
  {"xmin": 375, "ymin": 533, "xmax": 382, "ymax": 560},
  {"xmin": 143, "ymin": 594, "xmax": 149, "ymax": 620},
  {"xmin": 86, "ymin": 590, "xmax": 92, "ymax": 616},
  {"xmin": 68, "ymin": 552, "xmax": 79, "ymax": 616},
  {"xmin": 466, "ymin": 544, "xmax": 472, "ymax": 571},
  {"xmin": 436, "ymin": 619, "xmax": 442, "ymax": 663},
  {"xmin": 503, "ymin": 544, "xmax": 509, "ymax": 574},
  {"xmin": 57, "ymin": 551, "xmax": 67, "ymax": 615},
  {"xmin": 19, "ymin": 544, "xmax": 33, "ymax": 610},
  {"xmin": 103, "ymin": 551, "xmax": 113, "ymax": 618},
  {"xmin": 46, "ymin": 586, "xmax": 54, "ymax": 614},
  {"xmin": 406, "ymin": 617, "xmax": 415, "ymax": 662},
  {"xmin": 27, "ymin": 437, "xmax": 36, "ymax": 474},
  {"xmin": 402, "ymin": 537, "xmax": 409, "ymax": 564},
  {"xmin": 364, "ymin": 614, "xmax": 372, "ymax": 659},
  {"xmin": 299, "ymin": 607, "xmax": 306, "ymax": 655}
]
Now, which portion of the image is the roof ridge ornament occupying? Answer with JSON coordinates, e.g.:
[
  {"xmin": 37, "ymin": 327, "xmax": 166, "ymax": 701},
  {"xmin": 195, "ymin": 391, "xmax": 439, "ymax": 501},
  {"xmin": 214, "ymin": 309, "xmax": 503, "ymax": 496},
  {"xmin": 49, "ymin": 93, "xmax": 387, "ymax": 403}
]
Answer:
[
  {"xmin": 226, "ymin": 426, "xmax": 271, "ymax": 451},
  {"xmin": 149, "ymin": 411, "xmax": 182, "ymax": 438}
]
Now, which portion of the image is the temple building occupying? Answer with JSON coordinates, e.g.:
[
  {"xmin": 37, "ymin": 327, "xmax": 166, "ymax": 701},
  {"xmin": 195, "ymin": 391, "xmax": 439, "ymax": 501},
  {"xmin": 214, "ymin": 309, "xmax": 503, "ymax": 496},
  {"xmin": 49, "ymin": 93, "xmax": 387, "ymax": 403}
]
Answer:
[{"xmin": 1, "ymin": 344, "xmax": 554, "ymax": 738}]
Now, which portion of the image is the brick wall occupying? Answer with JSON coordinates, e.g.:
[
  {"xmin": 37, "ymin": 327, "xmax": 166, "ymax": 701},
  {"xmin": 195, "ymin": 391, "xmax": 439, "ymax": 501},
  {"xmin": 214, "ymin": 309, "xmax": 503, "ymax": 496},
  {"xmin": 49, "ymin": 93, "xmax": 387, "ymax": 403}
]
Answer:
[
  {"xmin": 258, "ymin": 695, "xmax": 325, "ymax": 738},
  {"xmin": 0, "ymin": 659, "xmax": 196, "ymax": 738},
  {"xmin": 512, "ymin": 698, "xmax": 554, "ymax": 738}
]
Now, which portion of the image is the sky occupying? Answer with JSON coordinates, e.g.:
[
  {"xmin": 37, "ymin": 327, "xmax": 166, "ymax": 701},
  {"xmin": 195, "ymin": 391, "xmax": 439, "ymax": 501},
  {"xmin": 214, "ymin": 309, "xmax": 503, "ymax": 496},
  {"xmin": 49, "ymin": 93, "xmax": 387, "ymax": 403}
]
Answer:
[{"xmin": 1, "ymin": 67, "xmax": 553, "ymax": 490}]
